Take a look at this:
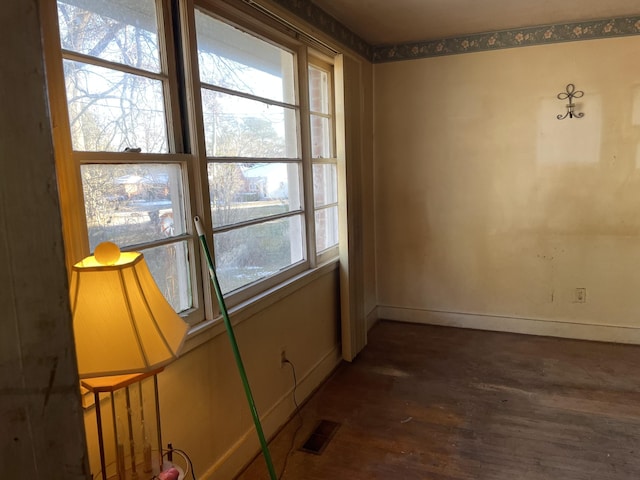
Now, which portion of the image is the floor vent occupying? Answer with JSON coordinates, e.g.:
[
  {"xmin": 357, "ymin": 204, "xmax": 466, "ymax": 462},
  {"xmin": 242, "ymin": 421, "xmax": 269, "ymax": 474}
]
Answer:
[{"xmin": 300, "ymin": 420, "xmax": 340, "ymax": 455}]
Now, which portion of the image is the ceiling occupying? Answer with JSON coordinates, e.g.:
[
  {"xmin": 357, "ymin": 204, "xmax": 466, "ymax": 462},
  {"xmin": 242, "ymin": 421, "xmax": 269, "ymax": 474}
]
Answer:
[{"xmin": 310, "ymin": 0, "xmax": 640, "ymax": 45}]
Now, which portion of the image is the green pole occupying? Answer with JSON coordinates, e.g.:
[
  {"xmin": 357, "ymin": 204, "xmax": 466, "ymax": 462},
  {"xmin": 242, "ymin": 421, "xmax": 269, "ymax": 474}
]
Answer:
[{"xmin": 194, "ymin": 216, "xmax": 278, "ymax": 480}]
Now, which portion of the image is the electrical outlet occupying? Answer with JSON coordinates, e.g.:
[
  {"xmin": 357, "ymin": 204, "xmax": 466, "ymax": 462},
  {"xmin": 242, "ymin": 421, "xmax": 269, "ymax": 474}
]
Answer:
[
  {"xmin": 280, "ymin": 347, "xmax": 287, "ymax": 368},
  {"xmin": 574, "ymin": 287, "xmax": 586, "ymax": 303}
]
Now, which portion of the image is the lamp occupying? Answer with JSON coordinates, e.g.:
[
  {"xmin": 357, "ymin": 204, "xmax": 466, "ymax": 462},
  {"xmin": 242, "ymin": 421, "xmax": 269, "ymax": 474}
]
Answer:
[
  {"xmin": 70, "ymin": 242, "xmax": 188, "ymax": 479},
  {"xmin": 70, "ymin": 241, "xmax": 188, "ymax": 378}
]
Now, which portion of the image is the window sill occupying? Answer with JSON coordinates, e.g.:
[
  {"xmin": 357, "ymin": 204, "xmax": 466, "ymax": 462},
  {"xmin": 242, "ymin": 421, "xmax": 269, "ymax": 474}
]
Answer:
[{"xmin": 181, "ymin": 258, "xmax": 339, "ymax": 355}]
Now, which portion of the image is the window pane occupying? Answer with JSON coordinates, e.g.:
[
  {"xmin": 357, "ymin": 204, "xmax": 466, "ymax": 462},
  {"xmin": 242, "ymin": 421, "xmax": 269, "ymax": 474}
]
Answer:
[
  {"xmin": 195, "ymin": 10, "xmax": 295, "ymax": 105},
  {"xmin": 308, "ymin": 66, "xmax": 329, "ymax": 114},
  {"xmin": 142, "ymin": 241, "xmax": 193, "ymax": 313},
  {"xmin": 315, "ymin": 206, "xmax": 338, "ymax": 252},
  {"xmin": 313, "ymin": 163, "xmax": 338, "ymax": 207},
  {"xmin": 214, "ymin": 215, "xmax": 304, "ymax": 294},
  {"xmin": 81, "ymin": 164, "xmax": 186, "ymax": 250},
  {"xmin": 64, "ymin": 60, "xmax": 168, "ymax": 152},
  {"xmin": 57, "ymin": 0, "xmax": 161, "ymax": 73},
  {"xmin": 201, "ymin": 89, "xmax": 297, "ymax": 158},
  {"xmin": 310, "ymin": 114, "xmax": 331, "ymax": 159},
  {"xmin": 208, "ymin": 162, "xmax": 301, "ymax": 228}
]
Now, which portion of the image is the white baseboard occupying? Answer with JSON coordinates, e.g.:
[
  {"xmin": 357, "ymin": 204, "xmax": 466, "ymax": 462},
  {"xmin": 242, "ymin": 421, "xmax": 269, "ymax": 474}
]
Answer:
[
  {"xmin": 377, "ymin": 305, "xmax": 640, "ymax": 345},
  {"xmin": 366, "ymin": 306, "xmax": 379, "ymax": 332},
  {"xmin": 199, "ymin": 345, "xmax": 342, "ymax": 480}
]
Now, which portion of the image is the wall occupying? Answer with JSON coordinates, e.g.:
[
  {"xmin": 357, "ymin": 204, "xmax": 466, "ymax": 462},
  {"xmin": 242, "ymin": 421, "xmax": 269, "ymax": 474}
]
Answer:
[
  {"xmin": 161, "ymin": 269, "xmax": 341, "ymax": 479},
  {"xmin": 0, "ymin": 0, "xmax": 89, "ymax": 477},
  {"xmin": 374, "ymin": 36, "xmax": 640, "ymax": 342}
]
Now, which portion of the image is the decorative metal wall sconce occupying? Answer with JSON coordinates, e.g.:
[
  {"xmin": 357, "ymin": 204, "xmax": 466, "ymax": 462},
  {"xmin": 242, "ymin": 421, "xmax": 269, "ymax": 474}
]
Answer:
[{"xmin": 557, "ymin": 84, "xmax": 584, "ymax": 119}]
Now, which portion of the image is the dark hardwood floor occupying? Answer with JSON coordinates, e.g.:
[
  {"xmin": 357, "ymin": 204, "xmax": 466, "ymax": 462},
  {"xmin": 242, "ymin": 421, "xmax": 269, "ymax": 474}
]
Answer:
[{"xmin": 237, "ymin": 321, "xmax": 640, "ymax": 479}]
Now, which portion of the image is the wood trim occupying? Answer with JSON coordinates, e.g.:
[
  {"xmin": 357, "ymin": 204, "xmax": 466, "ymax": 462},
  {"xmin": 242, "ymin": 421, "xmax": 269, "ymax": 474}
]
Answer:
[
  {"xmin": 158, "ymin": 0, "xmax": 185, "ymax": 154},
  {"xmin": 297, "ymin": 46, "xmax": 318, "ymax": 268},
  {"xmin": 182, "ymin": 260, "xmax": 338, "ymax": 354},
  {"xmin": 40, "ymin": 0, "xmax": 90, "ymax": 268},
  {"xmin": 176, "ymin": 0, "xmax": 214, "ymax": 321},
  {"xmin": 335, "ymin": 53, "xmax": 367, "ymax": 361}
]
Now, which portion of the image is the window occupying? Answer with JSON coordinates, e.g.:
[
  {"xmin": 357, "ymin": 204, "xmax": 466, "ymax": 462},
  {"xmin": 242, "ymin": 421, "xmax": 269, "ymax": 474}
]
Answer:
[
  {"xmin": 48, "ymin": 0, "xmax": 339, "ymax": 324},
  {"xmin": 55, "ymin": 0, "xmax": 195, "ymax": 317},
  {"xmin": 194, "ymin": 10, "xmax": 305, "ymax": 298},
  {"xmin": 309, "ymin": 61, "xmax": 339, "ymax": 260}
]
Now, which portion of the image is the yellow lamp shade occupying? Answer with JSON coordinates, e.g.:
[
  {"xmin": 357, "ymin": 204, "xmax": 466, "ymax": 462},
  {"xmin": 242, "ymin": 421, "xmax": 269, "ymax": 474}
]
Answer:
[{"xmin": 70, "ymin": 243, "xmax": 188, "ymax": 378}]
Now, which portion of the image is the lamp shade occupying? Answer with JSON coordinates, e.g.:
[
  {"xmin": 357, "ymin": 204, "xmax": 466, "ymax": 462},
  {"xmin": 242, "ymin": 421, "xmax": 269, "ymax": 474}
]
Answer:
[{"xmin": 70, "ymin": 242, "xmax": 188, "ymax": 378}]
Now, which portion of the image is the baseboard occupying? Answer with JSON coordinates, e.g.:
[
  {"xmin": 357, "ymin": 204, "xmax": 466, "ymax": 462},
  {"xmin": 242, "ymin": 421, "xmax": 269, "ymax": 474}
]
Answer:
[
  {"xmin": 199, "ymin": 345, "xmax": 342, "ymax": 480},
  {"xmin": 366, "ymin": 306, "xmax": 379, "ymax": 332},
  {"xmin": 377, "ymin": 305, "xmax": 640, "ymax": 345}
]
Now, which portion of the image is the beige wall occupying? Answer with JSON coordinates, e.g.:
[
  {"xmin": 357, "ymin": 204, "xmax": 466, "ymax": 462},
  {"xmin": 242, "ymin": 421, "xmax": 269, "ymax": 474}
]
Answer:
[
  {"xmin": 159, "ymin": 269, "xmax": 341, "ymax": 479},
  {"xmin": 374, "ymin": 36, "xmax": 640, "ymax": 341}
]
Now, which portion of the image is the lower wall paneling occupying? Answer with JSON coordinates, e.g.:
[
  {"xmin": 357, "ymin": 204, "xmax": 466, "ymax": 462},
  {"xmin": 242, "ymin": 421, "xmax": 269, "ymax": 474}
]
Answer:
[{"xmin": 199, "ymin": 345, "xmax": 342, "ymax": 480}]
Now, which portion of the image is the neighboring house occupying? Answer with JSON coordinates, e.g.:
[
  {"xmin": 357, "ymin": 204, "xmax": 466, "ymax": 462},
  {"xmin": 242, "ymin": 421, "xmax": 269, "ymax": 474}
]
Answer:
[{"xmin": 242, "ymin": 175, "xmax": 268, "ymax": 201}]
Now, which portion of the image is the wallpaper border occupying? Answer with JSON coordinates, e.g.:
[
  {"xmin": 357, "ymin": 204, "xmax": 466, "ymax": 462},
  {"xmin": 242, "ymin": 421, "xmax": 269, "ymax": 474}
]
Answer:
[{"xmin": 373, "ymin": 16, "xmax": 640, "ymax": 63}]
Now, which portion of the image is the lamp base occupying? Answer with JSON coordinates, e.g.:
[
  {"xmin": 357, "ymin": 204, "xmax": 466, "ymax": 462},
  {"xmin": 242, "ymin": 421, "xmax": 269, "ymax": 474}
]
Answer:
[{"xmin": 83, "ymin": 370, "xmax": 165, "ymax": 480}]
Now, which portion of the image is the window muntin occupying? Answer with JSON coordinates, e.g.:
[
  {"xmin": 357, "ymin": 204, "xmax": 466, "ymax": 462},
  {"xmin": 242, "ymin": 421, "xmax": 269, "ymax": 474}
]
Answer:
[
  {"xmin": 56, "ymin": 0, "xmax": 196, "ymax": 316},
  {"xmin": 213, "ymin": 215, "xmax": 305, "ymax": 294},
  {"xmin": 312, "ymin": 163, "xmax": 338, "ymax": 207},
  {"xmin": 80, "ymin": 163, "xmax": 185, "ymax": 249},
  {"xmin": 194, "ymin": 12, "xmax": 295, "ymax": 105},
  {"xmin": 209, "ymin": 162, "xmax": 302, "ymax": 228},
  {"xmin": 310, "ymin": 115, "xmax": 332, "ymax": 162},
  {"xmin": 309, "ymin": 65, "xmax": 332, "ymax": 160},
  {"xmin": 309, "ymin": 62, "xmax": 338, "ymax": 255},
  {"xmin": 195, "ymin": 8, "xmax": 306, "ymax": 296},
  {"xmin": 57, "ymin": 0, "xmax": 161, "ymax": 73},
  {"xmin": 309, "ymin": 66, "xmax": 329, "ymax": 114},
  {"xmin": 63, "ymin": 61, "xmax": 169, "ymax": 152},
  {"xmin": 142, "ymin": 241, "xmax": 193, "ymax": 313},
  {"xmin": 58, "ymin": 0, "xmax": 170, "ymax": 153},
  {"xmin": 200, "ymin": 90, "xmax": 298, "ymax": 158},
  {"xmin": 314, "ymin": 207, "xmax": 338, "ymax": 252},
  {"xmin": 313, "ymin": 163, "xmax": 339, "ymax": 254},
  {"xmin": 77, "ymin": 160, "xmax": 194, "ymax": 315}
]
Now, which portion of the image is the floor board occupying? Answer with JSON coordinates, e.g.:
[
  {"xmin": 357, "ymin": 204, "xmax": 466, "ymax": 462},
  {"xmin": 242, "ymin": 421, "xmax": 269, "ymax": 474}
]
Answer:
[{"xmin": 236, "ymin": 321, "xmax": 640, "ymax": 479}]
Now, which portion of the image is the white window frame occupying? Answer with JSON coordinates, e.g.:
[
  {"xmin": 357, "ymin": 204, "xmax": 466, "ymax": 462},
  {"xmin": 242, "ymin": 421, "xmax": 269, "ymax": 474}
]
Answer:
[
  {"xmin": 43, "ymin": 0, "xmax": 341, "ymax": 326},
  {"xmin": 308, "ymin": 57, "xmax": 339, "ymax": 264},
  {"xmin": 44, "ymin": 0, "xmax": 205, "ymax": 325},
  {"xmin": 189, "ymin": 4, "xmax": 312, "ymax": 306}
]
